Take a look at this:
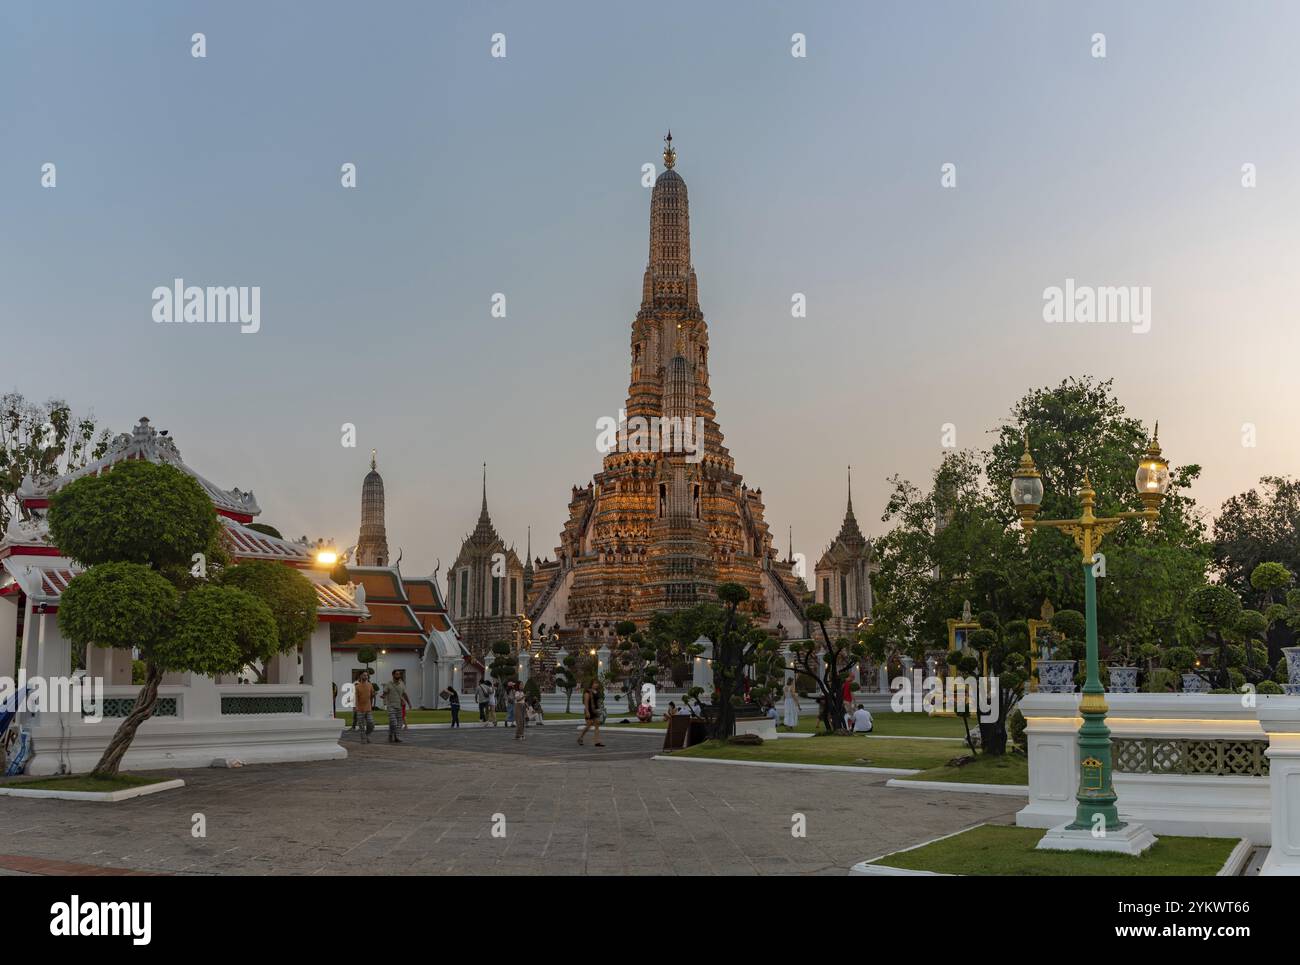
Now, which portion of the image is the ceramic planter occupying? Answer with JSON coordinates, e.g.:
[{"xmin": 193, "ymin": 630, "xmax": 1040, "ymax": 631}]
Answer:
[
  {"xmin": 1037, "ymin": 660, "xmax": 1077, "ymax": 694},
  {"xmin": 1108, "ymin": 667, "xmax": 1139, "ymax": 694}
]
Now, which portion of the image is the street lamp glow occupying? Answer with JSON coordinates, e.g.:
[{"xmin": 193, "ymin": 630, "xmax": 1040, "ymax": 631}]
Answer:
[
  {"xmin": 1010, "ymin": 434, "xmax": 1044, "ymax": 526},
  {"xmin": 1135, "ymin": 423, "xmax": 1170, "ymax": 515}
]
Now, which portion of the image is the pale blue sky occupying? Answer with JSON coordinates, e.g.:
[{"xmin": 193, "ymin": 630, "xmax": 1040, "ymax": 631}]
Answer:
[{"xmin": 3, "ymin": 1, "xmax": 1298, "ymax": 575}]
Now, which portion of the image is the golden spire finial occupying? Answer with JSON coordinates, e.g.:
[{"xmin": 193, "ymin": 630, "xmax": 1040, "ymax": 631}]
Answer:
[{"xmin": 663, "ymin": 130, "xmax": 676, "ymax": 170}]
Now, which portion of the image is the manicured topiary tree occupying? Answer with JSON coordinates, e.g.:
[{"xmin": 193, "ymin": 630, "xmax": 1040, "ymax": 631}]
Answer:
[
  {"xmin": 709, "ymin": 584, "xmax": 783, "ymax": 740},
  {"xmin": 615, "ymin": 620, "xmax": 656, "ymax": 712},
  {"xmin": 489, "ymin": 641, "xmax": 517, "ymax": 710},
  {"xmin": 1188, "ymin": 584, "xmax": 1244, "ymax": 689},
  {"xmin": 554, "ymin": 653, "xmax": 578, "ymax": 713},
  {"xmin": 793, "ymin": 601, "xmax": 865, "ymax": 733},
  {"xmin": 49, "ymin": 460, "xmax": 281, "ymax": 777},
  {"xmin": 220, "ymin": 560, "xmax": 318, "ymax": 682},
  {"xmin": 356, "ymin": 646, "xmax": 378, "ymax": 670},
  {"xmin": 946, "ymin": 610, "xmax": 1028, "ymax": 757}
]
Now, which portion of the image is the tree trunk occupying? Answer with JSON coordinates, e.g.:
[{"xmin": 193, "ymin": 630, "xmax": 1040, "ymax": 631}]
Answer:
[
  {"xmin": 979, "ymin": 719, "xmax": 1007, "ymax": 755},
  {"xmin": 92, "ymin": 661, "xmax": 163, "ymax": 777}
]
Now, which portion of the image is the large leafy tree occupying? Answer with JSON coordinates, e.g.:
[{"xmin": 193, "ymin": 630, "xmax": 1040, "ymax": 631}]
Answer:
[
  {"xmin": 790, "ymin": 603, "xmax": 866, "ymax": 732},
  {"xmin": 867, "ymin": 377, "xmax": 1210, "ymax": 681},
  {"xmin": 1214, "ymin": 477, "xmax": 1300, "ymax": 606},
  {"xmin": 0, "ymin": 393, "xmax": 112, "ymax": 531},
  {"xmin": 985, "ymin": 377, "xmax": 1208, "ymax": 650},
  {"xmin": 50, "ymin": 461, "xmax": 283, "ymax": 776},
  {"xmin": 665, "ymin": 586, "xmax": 783, "ymax": 739},
  {"xmin": 220, "ymin": 560, "xmax": 318, "ymax": 681}
]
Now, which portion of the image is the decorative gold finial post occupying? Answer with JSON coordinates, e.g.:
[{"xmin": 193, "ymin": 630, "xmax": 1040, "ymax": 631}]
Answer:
[{"xmin": 663, "ymin": 130, "xmax": 676, "ymax": 169}]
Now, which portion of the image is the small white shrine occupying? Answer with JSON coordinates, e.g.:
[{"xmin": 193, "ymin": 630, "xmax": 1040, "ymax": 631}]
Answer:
[{"xmin": 0, "ymin": 417, "xmax": 368, "ymax": 775}]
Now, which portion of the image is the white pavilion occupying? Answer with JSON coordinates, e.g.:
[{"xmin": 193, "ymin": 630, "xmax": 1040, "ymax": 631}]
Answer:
[{"xmin": 0, "ymin": 417, "xmax": 367, "ymax": 775}]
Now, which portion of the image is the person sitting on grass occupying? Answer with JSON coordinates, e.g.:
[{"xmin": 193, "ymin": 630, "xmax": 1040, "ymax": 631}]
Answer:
[{"xmin": 850, "ymin": 703, "xmax": 873, "ymax": 734}]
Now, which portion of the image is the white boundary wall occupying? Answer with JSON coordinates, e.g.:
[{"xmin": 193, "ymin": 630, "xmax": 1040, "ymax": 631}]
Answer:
[{"xmin": 1016, "ymin": 692, "xmax": 1271, "ymax": 844}]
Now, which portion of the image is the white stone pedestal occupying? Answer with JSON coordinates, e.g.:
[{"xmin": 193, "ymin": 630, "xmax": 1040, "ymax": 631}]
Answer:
[
  {"xmin": 1036, "ymin": 821, "xmax": 1157, "ymax": 855},
  {"xmin": 1258, "ymin": 698, "xmax": 1300, "ymax": 875}
]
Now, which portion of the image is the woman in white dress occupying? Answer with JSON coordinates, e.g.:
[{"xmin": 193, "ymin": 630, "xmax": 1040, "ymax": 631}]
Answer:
[{"xmin": 782, "ymin": 679, "xmax": 800, "ymax": 729}]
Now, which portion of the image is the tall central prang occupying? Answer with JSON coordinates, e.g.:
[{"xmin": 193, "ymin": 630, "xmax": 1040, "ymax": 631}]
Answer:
[{"xmin": 526, "ymin": 135, "xmax": 807, "ymax": 647}]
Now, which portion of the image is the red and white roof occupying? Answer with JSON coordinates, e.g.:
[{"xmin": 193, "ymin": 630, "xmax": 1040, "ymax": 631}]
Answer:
[
  {"xmin": 0, "ymin": 417, "xmax": 367, "ymax": 622},
  {"xmin": 16, "ymin": 416, "xmax": 260, "ymax": 522}
]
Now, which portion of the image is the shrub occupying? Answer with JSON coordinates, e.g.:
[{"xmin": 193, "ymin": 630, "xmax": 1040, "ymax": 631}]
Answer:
[
  {"xmin": 728, "ymin": 733, "xmax": 763, "ymax": 746},
  {"xmin": 1258, "ymin": 680, "xmax": 1284, "ymax": 695},
  {"xmin": 1142, "ymin": 668, "xmax": 1178, "ymax": 693},
  {"xmin": 1007, "ymin": 707, "xmax": 1027, "ymax": 751}
]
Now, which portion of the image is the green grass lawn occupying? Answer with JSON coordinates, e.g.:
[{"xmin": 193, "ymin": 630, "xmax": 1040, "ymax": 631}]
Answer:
[
  {"xmin": 902, "ymin": 753, "xmax": 1029, "ymax": 786},
  {"xmin": 7, "ymin": 773, "xmax": 168, "ymax": 793},
  {"xmin": 608, "ymin": 712, "xmax": 970, "ymax": 739},
  {"xmin": 869, "ymin": 825, "xmax": 1237, "ymax": 876},
  {"xmin": 793, "ymin": 713, "xmax": 970, "ymax": 738},
  {"xmin": 672, "ymin": 736, "xmax": 959, "ymax": 770},
  {"xmin": 340, "ymin": 709, "xmax": 584, "ymax": 726}
]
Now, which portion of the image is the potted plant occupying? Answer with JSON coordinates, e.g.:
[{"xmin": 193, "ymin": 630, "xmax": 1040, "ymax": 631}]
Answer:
[{"xmin": 1165, "ymin": 646, "xmax": 1208, "ymax": 693}]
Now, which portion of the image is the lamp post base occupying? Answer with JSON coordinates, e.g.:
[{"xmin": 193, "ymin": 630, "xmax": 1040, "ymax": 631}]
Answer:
[{"xmin": 1036, "ymin": 821, "xmax": 1158, "ymax": 856}]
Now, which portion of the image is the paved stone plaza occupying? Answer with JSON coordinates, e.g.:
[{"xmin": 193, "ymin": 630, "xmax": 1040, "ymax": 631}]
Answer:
[{"xmin": 0, "ymin": 727, "xmax": 1018, "ymax": 875}]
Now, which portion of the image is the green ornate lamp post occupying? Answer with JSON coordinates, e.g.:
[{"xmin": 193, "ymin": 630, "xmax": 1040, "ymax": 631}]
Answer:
[{"xmin": 1010, "ymin": 427, "xmax": 1170, "ymax": 849}]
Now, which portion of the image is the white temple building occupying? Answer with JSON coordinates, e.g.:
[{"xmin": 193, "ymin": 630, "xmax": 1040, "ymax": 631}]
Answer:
[{"xmin": 0, "ymin": 417, "xmax": 367, "ymax": 775}]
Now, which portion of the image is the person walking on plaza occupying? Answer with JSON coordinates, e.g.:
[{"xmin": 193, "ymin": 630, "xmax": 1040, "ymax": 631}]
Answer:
[
  {"xmin": 383, "ymin": 670, "xmax": 408, "ymax": 743},
  {"xmin": 577, "ymin": 681, "xmax": 604, "ymax": 747},
  {"xmin": 513, "ymin": 685, "xmax": 528, "ymax": 741},
  {"xmin": 493, "ymin": 678, "xmax": 507, "ymax": 727},
  {"xmin": 475, "ymin": 677, "xmax": 492, "ymax": 725},
  {"xmin": 354, "ymin": 671, "xmax": 376, "ymax": 743},
  {"xmin": 505, "ymin": 681, "xmax": 517, "ymax": 727},
  {"xmin": 782, "ymin": 677, "xmax": 800, "ymax": 730},
  {"xmin": 442, "ymin": 684, "xmax": 461, "ymax": 728}
]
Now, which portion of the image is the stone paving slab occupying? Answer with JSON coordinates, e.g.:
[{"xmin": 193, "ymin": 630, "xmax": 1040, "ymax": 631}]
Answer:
[{"xmin": 0, "ymin": 726, "xmax": 1019, "ymax": 875}]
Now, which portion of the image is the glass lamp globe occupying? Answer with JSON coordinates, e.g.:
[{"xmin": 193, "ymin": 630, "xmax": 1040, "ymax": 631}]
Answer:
[
  {"xmin": 1010, "ymin": 436, "xmax": 1043, "ymax": 524},
  {"xmin": 1135, "ymin": 426, "xmax": 1170, "ymax": 514}
]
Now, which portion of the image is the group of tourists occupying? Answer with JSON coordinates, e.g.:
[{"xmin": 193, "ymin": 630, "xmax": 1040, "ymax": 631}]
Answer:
[
  {"xmin": 777, "ymin": 676, "xmax": 872, "ymax": 733},
  {"xmin": 348, "ymin": 672, "xmax": 871, "ymax": 748},
  {"xmin": 349, "ymin": 669, "xmax": 411, "ymax": 744},
  {"xmin": 468, "ymin": 677, "xmax": 545, "ymax": 739}
]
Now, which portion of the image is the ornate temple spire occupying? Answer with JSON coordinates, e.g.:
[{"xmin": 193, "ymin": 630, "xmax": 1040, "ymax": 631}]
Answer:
[
  {"xmin": 355, "ymin": 450, "xmax": 389, "ymax": 567},
  {"xmin": 835, "ymin": 465, "xmax": 867, "ymax": 547},
  {"xmin": 471, "ymin": 463, "xmax": 501, "ymax": 545},
  {"xmin": 644, "ymin": 133, "xmax": 695, "ymax": 310}
]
